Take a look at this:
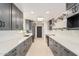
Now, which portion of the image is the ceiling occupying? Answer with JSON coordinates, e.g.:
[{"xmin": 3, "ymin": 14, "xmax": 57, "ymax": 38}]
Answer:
[{"xmin": 15, "ymin": 3, "xmax": 66, "ymax": 21}]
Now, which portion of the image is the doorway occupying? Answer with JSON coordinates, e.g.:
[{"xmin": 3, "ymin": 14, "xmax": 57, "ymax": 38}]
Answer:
[{"xmin": 37, "ymin": 26, "xmax": 42, "ymax": 38}]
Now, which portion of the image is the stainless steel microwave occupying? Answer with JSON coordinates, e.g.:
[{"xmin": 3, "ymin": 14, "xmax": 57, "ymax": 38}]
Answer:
[{"xmin": 67, "ymin": 4, "xmax": 79, "ymax": 29}]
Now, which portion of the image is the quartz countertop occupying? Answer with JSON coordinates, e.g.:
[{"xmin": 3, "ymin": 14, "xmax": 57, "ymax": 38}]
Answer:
[
  {"xmin": 47, "ymin": 30, "xmax": 79, "ymax": 56},
  {"xmin": 0, "ymin": 31, "xmax": 32, "ymax": 56}
]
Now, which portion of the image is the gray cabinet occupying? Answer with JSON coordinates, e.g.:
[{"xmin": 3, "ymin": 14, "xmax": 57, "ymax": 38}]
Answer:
[
  {"xmin": 66, "ymin": 3, "xmax": 76, "ymax": 10},
  {"xmin": 15, "ymin": 4, "xmax": 23, "ymax": 30},
  {"xmin": 5, "ymin": 35, "xmax": 32, "ymax": 56},
  {"xmin": 48, "ymin": 20, "xmax": 52, "ymax": 30},
  {"xmin": 32, "ymin": 22, "xmax": 35, "ymax": 42},
  {"xmin": 17, "ymin": 36, "xmax": 32, "ymax": 56},
  {"xmin": 25, "ymin": 20, "xmax": 33, "ymax": 33},
  {"xmin": 52, "ymin": 41, "xmax": 61, "ymax": 56},
  {"xmin": 60, "ymin": 45, "xmax": 77, "ymax": 56},
  {"xmin": 49, "ymin": 38, "xmax": 61, "ymax": 56},
  {"xmin": 19, "ymin": 11, "xmax": 23, "ymax": 30},
  {"xmin": 46, "ymin": 35, "xmax": 49, "ymax": 46},
  {"xmin": 11, "ymin": 4, "xmax": 17, "ymax": 30},
  {"xmin": 17, "ymin": 41, "xmax": 26, "ymax": 56},
  {"xmin": 17, "ymin": 37, "xmax": 32, "ymax": 56},
  {"xmin": 12, "ymin": 4, "xmax": 23, "ymax": 30},
  {"xmin": 5, "ymin": 48, "xmax": 17, "ymax": 56},
  {"xmin": 0, "ymin": 3, "xmax": 11, "ymax": 30},
  {"xmin": 0, "ymin": 3, "xmax": 23, "ymax": 30},
  {"xmin": 47, "ymin": 36, "xmax": 77, "ymax": 56}
]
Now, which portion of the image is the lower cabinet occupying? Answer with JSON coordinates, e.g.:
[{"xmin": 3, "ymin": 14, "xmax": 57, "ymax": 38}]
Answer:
[
  {"xmin": 47, "ymin": 36, "xmax": 77, "ymax": 56},
  {"xmin": 49, "ymin": 38, "xmax": 61, "ymax": 56},
  {"xmin": 46, "ymin": 35, "xmax": 49, "ymax": 46},
  {"xmin": 5, "ymin": 36, "xmax": 32, "ymax": 56},
  {"xmin": 17, "ymin": 41, "xmax": 26, "ymax": 56},
  {"xmin": 5, "ymin": 48, "xmax": 17, "ymax": 56},
  {"xmin": 60, "ymin": 46, "xmax": 77, "ymax": 56}
]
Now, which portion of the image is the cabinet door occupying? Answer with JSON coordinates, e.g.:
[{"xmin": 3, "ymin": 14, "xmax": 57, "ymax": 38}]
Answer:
[
  {"xmin": 60, "ymin": 46, "xmax": 76, "ymax": 56},
  {"xmin": 27, "ymin": 37, "xmax": 32, "ymax": 47},
  {"xmin": 17, "ymin": 10, "xmax": 23, "ymax": 30},
  {"xmin": 19, "ymin": 12, "xmax": 23, "ymax": 30},
  {"xmin": 16, "ymin": 8, "xmax": 20, "ymax": 30},
  {"xmin": 46, "ymin": 36, "xmax": 49, "ymax": 46},
  {"xmin": 12, "ymin": 4, "xmax": 23, "ymax": 30},
  {"xmin": 66, "ymin": 3, "xmax": 76, "ymax": 10},
  {"xmin": 12, "ymin": 4, "xmax": 18, "ymax": 30},
  {"xmin": 49, "ymin": 38, "xmax": 53, "ymax": 48},
  {"xmin": 5, "ymin": 48, "xmax": 17, "ymax": 56},
  {"xmin": 49, "ymin": 38, "xmax": 56, "ymax": 55},
  {"xmin": 0, "ymin": 3, "xmax": 11, "ymax": 30},
  {"xmin": 49, "ymin": 38, "xmax": 62, "ymax": 56},
  {"xmin": 17, "ymin": 38, "xmax": 31, "ymax": 56},
  {"xmin": 17, "ymin": 42, "xmax": 26, "ymax": 56},
  {"xmin": 53, "ymin": 41, "xmax": 61, "ymax": 56}
]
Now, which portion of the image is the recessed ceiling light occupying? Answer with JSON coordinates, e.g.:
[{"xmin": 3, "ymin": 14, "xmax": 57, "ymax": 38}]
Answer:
[
  {"xmin": 46, "ymin": 11, "xmax": 50, "ymax": 14},
  {"xmin": 37, "ymin": 17, "xmax": 44, "ymax": 21},
  {"xmin": 30, "ymin": 11, "xmax": 34, "ymax": 14}
]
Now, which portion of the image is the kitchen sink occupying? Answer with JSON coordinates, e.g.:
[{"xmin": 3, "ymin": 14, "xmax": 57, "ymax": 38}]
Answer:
[
  {"xmin": 24, "ymin": 35, "xmax": 29, "ymax": 37},
  {"xmin": 52, "ymin": 34, "xmax": 55, "ymax": 36}
]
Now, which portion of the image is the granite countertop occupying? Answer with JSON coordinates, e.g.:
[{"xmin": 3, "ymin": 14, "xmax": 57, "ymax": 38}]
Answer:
[
  {"xmin": 47, "ymin": 30, "xmax": 79, "ymax": 56},
  {"xmin": 0, "ymin": 31, "xmax": 32, "ymax": 56}
]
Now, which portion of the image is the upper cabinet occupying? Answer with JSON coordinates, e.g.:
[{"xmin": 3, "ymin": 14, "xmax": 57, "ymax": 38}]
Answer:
[
  {"xmin": 48, "ymin": 18, "xmax": 57, "ymax": 30},
  {"xmin": 0, "ymin": 3, "xmax": 23, "ymax": 30},
  {"xmin": 12, "ymin": 4, "xmax": 23, "ymax": 30},
  {"xmin": 66, "ymin": 3, "xmax": 76, "ymax": 10},
  {"xmin": 48, "ymin": 19, "xmax": 53, "ymax": 30},
  {"xmin": 0, "ymin": 3, "xmax": 11, "ymax": 30},
  {"xmin": 66, "ymin": 3, "xmax": 79, "ymax": 18},
  {"xmin": 25, "ymin": 20, "xmax": 32, "ymax": 33}
]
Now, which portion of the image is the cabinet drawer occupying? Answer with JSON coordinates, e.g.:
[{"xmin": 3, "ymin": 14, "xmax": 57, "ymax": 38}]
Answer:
[
  {"xmin": 49, "ymin": 39, "xmax": 54, "ymax": 48},
  {"xmin": 48, "ymin": 36, "xmax": 77, "ymax": 56},
  {"xmin": 63, "ymin": 48, "xmax": 76, "ymax": 56},
  {"xmin": 46, "ymin": 36, "xmax": 49, "ymax": 46},
  {"xmin": 49, "ymin": 38, "xmax": 54, "ymax": 44},
  {"xmin": 53, "ymin": 49, "xmax": 58, "ymax": 56},
  {"xmin": 5, "ymin": 48, "xmax": 17, "ymax": 56},
  {"xmin": 60, "ymin": 46, "xmax": 77, "ymax": 56},
  {"xmin": 53, "ymin": 41, "xmax": 61, "ymax": 49},
  {"xmin": 68, "ymin": 51, "xmax": 77, "ymax": 56}
]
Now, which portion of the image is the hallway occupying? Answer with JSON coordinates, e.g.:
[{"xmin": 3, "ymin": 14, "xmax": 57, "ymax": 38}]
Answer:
[{"xmin": 26, "ymin": 38, "xmax": 53, "ymax": 56}]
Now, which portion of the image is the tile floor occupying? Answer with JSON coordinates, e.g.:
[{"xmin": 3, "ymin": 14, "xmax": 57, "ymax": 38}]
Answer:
[{"xmin": 26, "ymin": 38, "xmax": 54, "ymax": 56}]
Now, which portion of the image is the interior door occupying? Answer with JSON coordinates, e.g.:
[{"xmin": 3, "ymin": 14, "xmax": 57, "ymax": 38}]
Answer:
[{"xmin": 37, "ymin": 26, "xmax": 42, "ymax": 38}]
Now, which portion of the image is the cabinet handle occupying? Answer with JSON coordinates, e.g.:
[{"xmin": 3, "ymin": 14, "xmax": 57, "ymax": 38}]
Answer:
[
  {"xmin": 0, "ymin": 20, "xmax": 5, "ymax": 27},
  {"xmin": 12, "ymin": 52, "xmax": 17, "ymax": 56},
  {"xmin": 2, "ymin": 22, "xmax": 5, "ymax": 27},
  {"xmin": 53, "ymin": 50, "xmax": 57, "ymax": 54},
  {"xmin": 54, "ymin": 44, "xmax": 57, "ymax": 47},
  {"xmin": 55, "ymin": 41, "xmax": 57, "ymax": 44},
  {"xmin": 16, "ymin": 25, "xmax": 18, "ymax": 28},
  {"xmin": 64, "ymin": 49, "xmax": 70, "ymax": 53},
  {"xmin": 0, "ymin": 20, "xmax": 2, "ymax": 27},
  {"xmin": 12, "ymin": 49, "xmax": 16, "ymax": 53}
]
